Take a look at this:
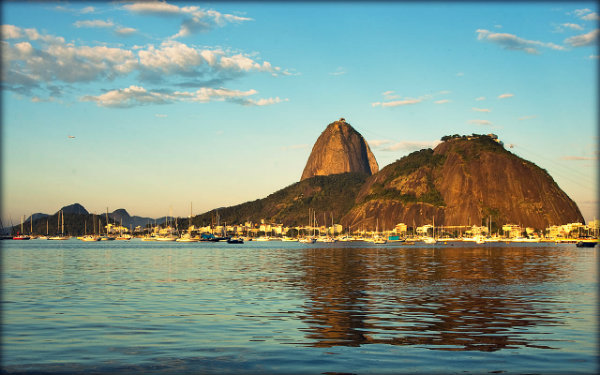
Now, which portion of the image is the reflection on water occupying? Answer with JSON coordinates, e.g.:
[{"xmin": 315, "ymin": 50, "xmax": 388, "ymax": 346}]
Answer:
[
  {"xmin": 299, "ymin": 247, "xmax": 576, "ymax": 350},
  {"xmin": 1, "ymin": 241, "xmax": 597, "ymax": 374}
]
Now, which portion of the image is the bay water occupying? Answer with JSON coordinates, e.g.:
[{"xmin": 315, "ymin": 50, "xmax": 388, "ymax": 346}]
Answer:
[{"xmin": 1, "ymin": 240, "xmax": 597, "ymax": 374}]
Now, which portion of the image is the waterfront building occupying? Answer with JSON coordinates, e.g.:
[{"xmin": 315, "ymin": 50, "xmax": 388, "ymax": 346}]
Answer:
[
  {"xmin": 394, "ymin": 223, "xmax": 408, "ymax": 235},
  {"xmin": 502, "ymin": 224, "xmax": 522, "ymax": 238}
]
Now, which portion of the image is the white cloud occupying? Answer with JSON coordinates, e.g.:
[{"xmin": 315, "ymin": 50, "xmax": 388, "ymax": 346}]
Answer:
[
  {"xmin": 74, "ymin": 20, "xmax": 114, "ymax": 28},
  {"xmin": 368, "ymin": 139, "xmax": 392, "ymax": 148},
  {"xmin": 472, "ymin": 107, "xmax": 491, "ymax": 112},
  {"xmin": 81, "ymin": 85, "xmax": 172, "ymax": 108},
  {"xmin": 572, "ymin": 8, "xmax": 592, "ymax": 17},
  {"xmin": 138, "ymin": 40, "xmax": 204, "ymax": 74},
  {"xmin": 122, "ymin": 1, "xmax": 252, "ymax": 38},
  {"xmin": 372, "ymin": 98, "xmax": 422, "ymax": 107},
  {"xmin": 561, "ymin": 23, "xmax": 583, "ymax": 31},
  {"xmin": 1, "ymin": 25, "xmax": 22, "ymax": 39},
  {"xmin": 565, "ymin": 29, "xmax": 599, "ymax": 47},
  {"xmin": 2, "ymin": 25, "xmax": 288, "ymax": 104},
  {"xmin": 2, "ymin": 28, "xmax": 286, "ymax": 96},
  {"xmin": 476, "ymin": 29, "xmax": 565, "ymax": 54},
  {"xmin": 155, "ymin": 113, "xmax": 168, "ymax": 118},
  {"xmin": 475, "ymin": 96, "xmax": 486, "ymax": 101},
  {"xmin": 381, "ymin": 140, "xmax": 441, "ymax": 152},
  {"xmin": 239, "ymin": 97, "xmax": 288, "ymax": 106},
  {"xmin": 498, "ymin": 93, "xmax": 514, "ymax": 99},
  {"xmin": 115, "ymin": 27, "xmax": 137, "ymax": 36},
  {"xmin": 455, "ymin": 72, "xmax": 464, "ymax": 77},
  {"xmin": 81, "ymin": 85, "xmax": 286, "ymax": 108},
  {"xmin": 582, "ymin": 12, "xmax": 600, "ymax": 21},
  {"xmin": 519, "ymin": 115, "xmax": 537, "ymax": 121},
  {"xmin": 80, "ymin": 6, "xmax": 95, "ymax": 14},
  {"xmin": 590, "ymin": 55, "xmax": 600, "ymax": 59},
  {"xmin": 122, "ymin": 1, "xmax": 182, "ymax": 15},
  {"xmin": 468, "ymin": 119, "xmax": 492, "ymax": 126},
  {"xmin": 373, "ymin": 90, "xmax": 450, "ymax": 108}
]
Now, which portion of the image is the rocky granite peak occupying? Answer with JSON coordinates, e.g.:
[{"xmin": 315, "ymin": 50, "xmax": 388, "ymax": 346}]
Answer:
[{"xmin": 301, "ymin": 118, "xmax": 379, "ymax": 181}]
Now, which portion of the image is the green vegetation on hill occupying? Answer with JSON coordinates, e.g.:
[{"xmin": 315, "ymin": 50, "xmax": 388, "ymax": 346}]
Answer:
[
  {"xmin": 192, "ymin": 172, "xmax": 368, "ymax": 226},
  {"xmin": 441, "ymin": 134, "xmax": 508, "ymax": 162},
  {"xmin": 363, "ymin": 149, "xmax": 446, "ymax": 207}
]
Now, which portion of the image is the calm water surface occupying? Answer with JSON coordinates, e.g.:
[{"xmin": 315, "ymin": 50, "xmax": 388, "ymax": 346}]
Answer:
[{"xmin": 1, "ymin": 240, "xmax": 597, "ymax": 374}]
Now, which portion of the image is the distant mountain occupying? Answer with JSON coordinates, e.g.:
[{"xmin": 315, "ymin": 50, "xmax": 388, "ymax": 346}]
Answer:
[
  {"xmin": 27, "ymin": 213, "xmax": 50, "ymax": 222},
  {"xmin": 59, "ymin": 203, "xmax": 88, "ymax": 215},
  {"xmin": 301, "ymin": 118, "xmax": 378, "ymax": 181},
  {"xmin": 108, "ymin": 208, "xmax": 168, "ymax": 228}
]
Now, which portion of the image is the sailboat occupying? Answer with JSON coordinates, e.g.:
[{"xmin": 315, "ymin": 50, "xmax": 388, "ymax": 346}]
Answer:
[
  {"xmin": 299, "ymin": 208, "xmax": 316, "ymax": 243},
  {"xmin": 37, "ymin": 219, "xmax": 49, "ymax": 240},
  {"xmin": 13, "ymin": 215, "xmax": 31, "ymax": 240},
  {"xmin": 48, "ymin": 210, "xmax": 69, "ymax": 240},
  {"xmin": 372, "ymin": 218, "xmax": 387, "ymax": 244}
]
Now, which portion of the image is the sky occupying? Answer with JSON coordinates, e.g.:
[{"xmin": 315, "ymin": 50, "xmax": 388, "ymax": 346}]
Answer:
[{"xmin": 1, "ymin": 1, "xmax": 598, "ymax": 225}]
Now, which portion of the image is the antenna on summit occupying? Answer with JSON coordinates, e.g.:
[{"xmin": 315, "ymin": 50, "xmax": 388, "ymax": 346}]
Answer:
[{"xmin": 339, "ymin": 117, "xmax": 346, "ymax": 123}]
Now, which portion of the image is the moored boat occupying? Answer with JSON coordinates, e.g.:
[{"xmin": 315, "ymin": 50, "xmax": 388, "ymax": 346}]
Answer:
[
  {"xmin": 12, "ymin": 234, "xmax": 31, "ymax": 240},
  {"xmin": 576, "ymin": 238, "xmax": 598, "ymax": 248}
]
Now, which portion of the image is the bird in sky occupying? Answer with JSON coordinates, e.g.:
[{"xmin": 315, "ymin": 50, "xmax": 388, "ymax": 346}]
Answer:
[{"xmin": 68, "ymin": 135, "xmax": 75, "ymax": 139}]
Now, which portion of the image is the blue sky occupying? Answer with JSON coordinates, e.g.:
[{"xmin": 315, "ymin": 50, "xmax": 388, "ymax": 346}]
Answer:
[{"xmin": 2, "ymin": 1, "xmax": 598, "ymax": 224}]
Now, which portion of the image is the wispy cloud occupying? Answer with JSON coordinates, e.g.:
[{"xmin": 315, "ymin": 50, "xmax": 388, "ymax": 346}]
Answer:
[
  {"xmin": 368, "ymin": 139, "xmax": 392, "ymax": 148},
  {"xmin": 80, "ymin": 85, "xmax": 286, "ymax": 108},
  {"xmin": 565, "ymin": 29, "xmax": 599, "ymax": 47},
  {"xmin": 468, "ymin": 119, "xmax": 492, "ymax": 126},
  {"xmin": 329, "ymin": 67, "xmax": 346, "ymax": 76},
  {"xmin": 455, "ymin": 72, "xmax": 464, "ymax": 77},
  {"xmin": 561, "ymin": 155, "xmax": 597, "ymax": 161},
  {"xmin": 372, "ymin": 90, "xmax": 450, "ymax": 108},
  {"xmin": 498, "ymin": 93, "xmax": 514, "ymax": 99},
  {"xmin": 590, "ymin": 55, "xmax": 600, "ymax": 59},
  {"xmin": 81, "ymin": 6, "xmax": 95, "ymax": 14},
  {"xmin": 472, "ymin": 107, "xmax": 491, "ymax": 112},
  {"xmin": 476, "ymin": 29, "xmax": 565, "ymax": 54},
  {"xmin": 582, "ymin": 12, "xmax": 600, "ymax": 21},
  {"xmin": 115, "ymin": 27, "xmax": 137, "ymax": 36},
  {"xmin": 518, "ymin": 115, "xmax": 537, "ymax": 121},
  {"xmin": 155, "ymin": 113, "xmax": 168, "ymax": 118},
  {"xmin": 380, "ymin": 140, "xmax": 441, "ymax": 152},
  {"xmin": 475, "ymin": 96, "xmax": 486, "ymax": 101},
  {"xmin": 122, "ymin": 1, "xmax": 252, "ymax": 39},
  {"xmin": 571, "ymin": 8, "xmax": 592, "ymax": 18},
  {"xmin": 562, "ymin": 23, "xmax": 583, "ymax": 31},
  {"xmin": 74, "ymin": 19, "xmax": 114, "ymax": 28},
  {"xmin": 372, "ymin": 98, "xmax": 421, "ymax": 107},
  {"xmin": 435, "ymin": 99, "xmax": 451, "ymax": 104}
]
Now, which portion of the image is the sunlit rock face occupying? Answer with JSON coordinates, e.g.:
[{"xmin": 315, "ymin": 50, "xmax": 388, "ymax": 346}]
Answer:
[
  {"xmin": 341, "ymin": 135, "xmax": 584, "ymax": 230},
  {"xmin": 301, "ymin": 119, "xmax": 379, "ymax": 181}
]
